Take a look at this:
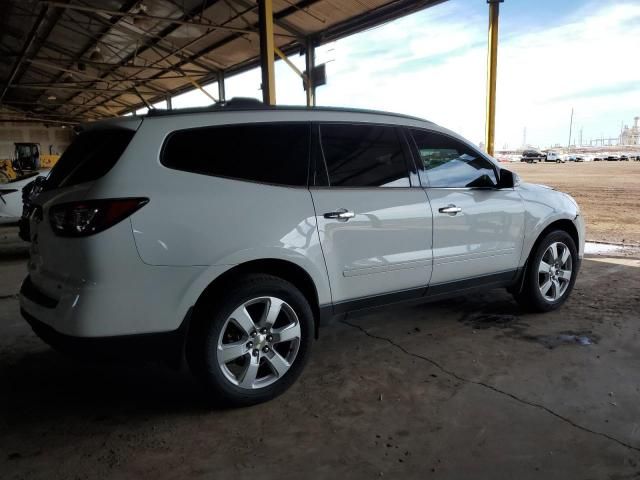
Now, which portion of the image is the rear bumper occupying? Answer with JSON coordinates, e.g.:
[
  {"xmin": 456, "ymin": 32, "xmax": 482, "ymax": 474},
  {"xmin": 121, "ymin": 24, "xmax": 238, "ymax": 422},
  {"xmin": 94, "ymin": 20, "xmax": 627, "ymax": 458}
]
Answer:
[{"xmin": 21, "ymin": 304, "xmax": 190, "ymax": 364}]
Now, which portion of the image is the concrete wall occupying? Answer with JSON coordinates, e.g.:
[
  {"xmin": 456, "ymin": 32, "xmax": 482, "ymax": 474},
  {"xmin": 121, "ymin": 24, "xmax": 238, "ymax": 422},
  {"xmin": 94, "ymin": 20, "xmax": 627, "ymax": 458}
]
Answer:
[{"xmin": 0, "ymin": 121, "xmax": 73, "ymax": 159}]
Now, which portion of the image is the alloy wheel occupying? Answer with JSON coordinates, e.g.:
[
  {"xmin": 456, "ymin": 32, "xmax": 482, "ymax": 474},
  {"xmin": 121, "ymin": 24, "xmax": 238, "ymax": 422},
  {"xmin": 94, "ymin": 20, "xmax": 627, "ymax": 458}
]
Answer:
[
  {"xmin": 538, "ymin": 241, "xmax": 573, "ymax": 302},
  {"xmin": 216, "ymin": 296, "xmax": 301, "ymax": 389}
]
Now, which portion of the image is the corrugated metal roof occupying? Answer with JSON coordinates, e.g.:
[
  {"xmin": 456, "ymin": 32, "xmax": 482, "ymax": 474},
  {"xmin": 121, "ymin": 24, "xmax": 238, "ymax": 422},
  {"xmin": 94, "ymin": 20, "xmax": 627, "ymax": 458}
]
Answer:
[{"xmin": 0, "ymin": 0, "xmax": 446, "ymax": 123}]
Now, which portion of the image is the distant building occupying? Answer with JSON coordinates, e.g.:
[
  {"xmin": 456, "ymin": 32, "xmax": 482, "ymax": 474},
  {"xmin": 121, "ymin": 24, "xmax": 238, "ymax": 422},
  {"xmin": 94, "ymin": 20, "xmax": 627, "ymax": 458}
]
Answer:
[{"xmin": 620, "ymin": 117, "xmax": 640, "ymax": 145}]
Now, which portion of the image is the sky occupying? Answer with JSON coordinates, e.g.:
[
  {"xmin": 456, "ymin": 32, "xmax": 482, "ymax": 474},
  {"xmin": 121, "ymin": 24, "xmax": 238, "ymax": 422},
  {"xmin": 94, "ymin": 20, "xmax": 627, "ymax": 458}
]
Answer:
[{"xmin": 145, "ymin": 0, "xmax": 640, "ymax": 150}]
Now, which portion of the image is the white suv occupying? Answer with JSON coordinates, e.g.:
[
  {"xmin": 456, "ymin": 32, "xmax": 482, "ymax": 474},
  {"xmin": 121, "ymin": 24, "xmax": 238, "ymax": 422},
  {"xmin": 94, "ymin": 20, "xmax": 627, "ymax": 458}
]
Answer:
[{"xmin": 20, "ymin": 100, "xmax": 585, "ymax": 406}]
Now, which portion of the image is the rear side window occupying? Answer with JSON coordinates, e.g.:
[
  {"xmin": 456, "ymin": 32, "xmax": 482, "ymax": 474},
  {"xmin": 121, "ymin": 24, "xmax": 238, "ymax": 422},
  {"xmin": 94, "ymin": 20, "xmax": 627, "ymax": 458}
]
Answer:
[
  {"xmin": 162, "ymin": 123, "xmax": 310, "ymax": 186},
  {"xmin": 45, "ymin": 129, "xmax": 135, "ymax": 190},
  {"xmin": 409, "ymin": 129, "xmax": 497, "ymax": 188},
  {"xmin": 319, "ymin": 124, "xmax": 410, "ymax": 187}
]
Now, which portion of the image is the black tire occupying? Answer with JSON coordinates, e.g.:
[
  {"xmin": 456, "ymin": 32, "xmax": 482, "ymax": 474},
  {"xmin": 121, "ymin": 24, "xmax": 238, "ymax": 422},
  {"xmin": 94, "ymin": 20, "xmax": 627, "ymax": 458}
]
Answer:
[
  {"xmin": 514, "ymin": 230, "xmax": 578, "ymax": 312},
  {"xmin": 187, "ymin": 274, "xmax": 314, "ymax": 407}
]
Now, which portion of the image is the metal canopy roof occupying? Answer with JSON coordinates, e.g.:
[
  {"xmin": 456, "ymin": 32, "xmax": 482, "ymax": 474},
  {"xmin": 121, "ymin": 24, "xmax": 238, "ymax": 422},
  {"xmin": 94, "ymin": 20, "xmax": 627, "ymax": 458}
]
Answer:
[{"xmin": 0, "ymin": 0, "xmax": 445, "ymax": 124}]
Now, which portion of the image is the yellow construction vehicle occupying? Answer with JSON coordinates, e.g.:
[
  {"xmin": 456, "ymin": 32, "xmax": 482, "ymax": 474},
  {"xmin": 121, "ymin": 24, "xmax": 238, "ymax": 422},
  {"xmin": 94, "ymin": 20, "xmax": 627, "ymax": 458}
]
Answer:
[{"xmin": 0, "ymin": 143, "xmax": 59, "ymax": 183}]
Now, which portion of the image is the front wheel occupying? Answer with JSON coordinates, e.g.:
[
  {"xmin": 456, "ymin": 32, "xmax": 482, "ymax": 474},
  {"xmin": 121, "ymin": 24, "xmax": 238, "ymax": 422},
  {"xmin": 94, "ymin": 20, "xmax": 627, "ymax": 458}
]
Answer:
[
  {"xmin": 514, "ymin": 230, "xmax": 578, "ymax": 312},
  {"xmin": 188, "ymin": 274, "xmax": 314, "ymax": 407}
]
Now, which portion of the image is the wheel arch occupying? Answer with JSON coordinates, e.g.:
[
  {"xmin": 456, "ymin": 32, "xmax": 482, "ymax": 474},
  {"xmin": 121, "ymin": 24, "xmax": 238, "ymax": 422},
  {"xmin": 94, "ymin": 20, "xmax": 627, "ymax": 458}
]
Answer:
[
  {"xmin": 515, "ymin": 218, "xmax": 580, "ymax": 293},
  {"xmin": 529, "ymin": 219, "xmax": 579, "ymax": 261},
  {"xmin": 190, "ymin": 258, "xmax": 322, "ymax": 338}
]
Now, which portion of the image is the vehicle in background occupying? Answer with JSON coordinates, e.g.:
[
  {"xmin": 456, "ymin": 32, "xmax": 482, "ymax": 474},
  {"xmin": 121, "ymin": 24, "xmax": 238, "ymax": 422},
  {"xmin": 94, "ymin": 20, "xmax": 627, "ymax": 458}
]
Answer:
[
  {"xmin": 606, "ymin": 155, "xmax": 619, "ymax": 161},
  {"xmin": 619, "ymin": 155, "xmax": 629, "ymax": 161},
  {"xmin": 0, "ymin": 143, "xmax": 59, "ymax": 183},
  {"xmin": 0, "ymin": 170, "xmax": 49, "ymax": 224},
  {"xmin": 594, "ymin": 156, "xmax": 603, "ymax": 161},
  {"xmin": 574, "ymin": 155, "xmax": 585, "ymax": 162},
  {"xmin": 521, "ymin": 149, "xmax": 544, "ymax": 163},
  {"xmin": 544, "ymin": 151, "xmax": 565, "ymax": 163}
]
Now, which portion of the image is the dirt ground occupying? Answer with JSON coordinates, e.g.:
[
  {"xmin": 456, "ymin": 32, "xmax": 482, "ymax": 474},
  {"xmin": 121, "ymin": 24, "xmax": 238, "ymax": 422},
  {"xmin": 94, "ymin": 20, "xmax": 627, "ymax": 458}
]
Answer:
[
  {"xmin": 508, "ymin": 161, "xmax": 640, "ymax": 245},
  {"xmin": 1, "ymin": 237, "xmax": 640, "ymax": 478}
]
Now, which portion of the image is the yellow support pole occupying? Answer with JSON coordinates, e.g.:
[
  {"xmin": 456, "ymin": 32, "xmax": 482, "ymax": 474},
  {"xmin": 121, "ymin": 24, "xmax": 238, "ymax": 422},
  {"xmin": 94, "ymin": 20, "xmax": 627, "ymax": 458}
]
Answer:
[
  {"xmin": 484, "ymin": 0, "xmax": 503, "ymax": 156},
  {"xmin": 258, "ymin": 0, "xmax": 276, "ymax": 105}
]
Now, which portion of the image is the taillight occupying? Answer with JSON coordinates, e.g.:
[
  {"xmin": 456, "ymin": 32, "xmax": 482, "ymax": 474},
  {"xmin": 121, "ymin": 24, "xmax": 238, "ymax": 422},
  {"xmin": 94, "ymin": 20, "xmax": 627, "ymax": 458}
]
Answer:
[{"xmin": 49, "ymin": 198, "xmax": 148, "ymax": 237}]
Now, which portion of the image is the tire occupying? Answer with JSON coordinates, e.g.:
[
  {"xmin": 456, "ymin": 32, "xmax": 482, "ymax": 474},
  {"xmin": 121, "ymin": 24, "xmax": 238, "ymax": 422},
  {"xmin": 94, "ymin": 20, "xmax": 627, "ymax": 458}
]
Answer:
[
  {"xmin": 514, "ymin": 230, "xmax": 578, "ymax": 312},
  {"xmin": 187, "ymin": 274, "xmax": 314, "ymax": 407}
]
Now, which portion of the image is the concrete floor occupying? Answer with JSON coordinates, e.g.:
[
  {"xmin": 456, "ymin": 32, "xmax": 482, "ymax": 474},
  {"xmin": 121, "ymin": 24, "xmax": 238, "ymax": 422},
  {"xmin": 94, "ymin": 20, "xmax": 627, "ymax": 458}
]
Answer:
[{"xmin": 1, "ymin": 226, "xmax": 640, "ymax": 479}]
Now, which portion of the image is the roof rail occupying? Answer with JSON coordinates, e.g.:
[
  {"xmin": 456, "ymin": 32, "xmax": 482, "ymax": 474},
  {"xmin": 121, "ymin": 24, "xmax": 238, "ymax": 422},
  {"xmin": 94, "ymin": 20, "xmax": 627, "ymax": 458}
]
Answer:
[{"xmin": 144, "ymin": 97, "xmax": 430, "ymax": 123}]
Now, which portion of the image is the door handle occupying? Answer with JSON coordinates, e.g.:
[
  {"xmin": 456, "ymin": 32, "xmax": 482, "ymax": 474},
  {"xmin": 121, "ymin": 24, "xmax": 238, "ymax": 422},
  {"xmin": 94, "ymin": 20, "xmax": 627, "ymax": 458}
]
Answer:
[
  {"xmin": 439, "ymin": 204, "xmax": 462, "ymax": 215},
  {"xmin": 323, "ymin": 208, "xmax": 355, "ymax": 221}
]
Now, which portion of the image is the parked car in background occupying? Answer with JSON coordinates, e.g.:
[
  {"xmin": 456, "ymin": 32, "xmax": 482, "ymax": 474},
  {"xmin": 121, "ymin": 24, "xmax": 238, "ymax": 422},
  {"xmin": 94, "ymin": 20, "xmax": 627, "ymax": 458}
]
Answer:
[
  {"xmin": 0, "ymin": 170, "xmax": 49, "ymax": 224},
  {"xmin": 545, "ymin": 151, "xmax": 565, "ymax": 163},
  {"xmin": 619, "ymin": 155, "xmax": 629, "ymax": 161},
  {"xmin": 19, "ymin": 101, "xmax": 586, "ymax": 406},
  {"xmin": 606, "ymin": 155, "xmax": 619, "ymax": 161},
  {"xmin": 574, "ymin": 155, "xmax": 585, "ymax": 162},
  {"xmin": 594, "ymin": 156, "xmax": 603, "ymax": 161},
  {"xmin": 521, "ymin": 149, "xmax": 545, "ymax": 163}
]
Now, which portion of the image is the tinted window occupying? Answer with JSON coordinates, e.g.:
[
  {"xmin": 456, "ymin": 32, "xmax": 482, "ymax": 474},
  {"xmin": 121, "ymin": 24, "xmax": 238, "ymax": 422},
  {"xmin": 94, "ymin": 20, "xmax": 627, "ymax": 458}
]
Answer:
[
  {"xmin": 45, "ymin": 129, "xmax": 135, "ymax": 190},
  {"xmin": 410, "ymin": 129, "xmax": 497, "ymax": 188},
  {"xmin": 319, "ymin": 124, "xmax": 410, "ymax": 187},
  {"xmin": 162, "ymin": 123, "xmax": 309, "ymax": 186}
]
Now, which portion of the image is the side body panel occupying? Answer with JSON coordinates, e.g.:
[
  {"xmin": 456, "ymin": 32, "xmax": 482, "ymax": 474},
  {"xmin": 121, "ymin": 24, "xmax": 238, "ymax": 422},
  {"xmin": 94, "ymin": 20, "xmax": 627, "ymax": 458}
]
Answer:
[
  {"xmin": 426, "ymin": 188, "xmax": 525, "ymax": 285},
  {"xmin": 516, "ymin": 183, "xmax": 584, "ymax": 263},
  {"xmin": 310, "ymin": 187, "xmax": 433, "ymax": 303},
  {"xmin": 92, "ymin": 113, "xmax": 332, "ymax": 309}
]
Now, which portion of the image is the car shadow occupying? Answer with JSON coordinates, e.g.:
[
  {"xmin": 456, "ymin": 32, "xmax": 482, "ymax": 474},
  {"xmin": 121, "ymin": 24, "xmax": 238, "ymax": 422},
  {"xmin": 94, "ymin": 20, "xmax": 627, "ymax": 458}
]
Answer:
[{"xmin": 0, "ymin": 346, "xmax": 213, "ymax": 429}]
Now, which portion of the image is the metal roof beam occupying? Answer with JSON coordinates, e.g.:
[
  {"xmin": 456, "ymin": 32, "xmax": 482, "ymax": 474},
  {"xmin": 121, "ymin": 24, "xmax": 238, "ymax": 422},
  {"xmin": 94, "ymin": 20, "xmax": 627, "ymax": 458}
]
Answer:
[
  {"xmin": 40, "ymin": 1, "xmax": 297, "ymax": 38},
  {"xmin": 9, "ymin": 84, "xmax": 158, "ymax": 94},
  {"xmin": 0, "ymin": 5, "xmax": 48, "ymax": 103},
  {"xmin": 60, "ymin": 0, "xmax": 227, "ymax": 117}
]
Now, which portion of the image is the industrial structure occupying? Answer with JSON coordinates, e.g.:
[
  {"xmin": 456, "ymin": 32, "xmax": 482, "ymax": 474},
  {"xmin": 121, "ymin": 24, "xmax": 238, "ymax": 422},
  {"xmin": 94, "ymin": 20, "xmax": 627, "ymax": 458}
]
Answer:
[{"xmin": 621, "ymin": 117, "xmax": 640, "ymax": 146}]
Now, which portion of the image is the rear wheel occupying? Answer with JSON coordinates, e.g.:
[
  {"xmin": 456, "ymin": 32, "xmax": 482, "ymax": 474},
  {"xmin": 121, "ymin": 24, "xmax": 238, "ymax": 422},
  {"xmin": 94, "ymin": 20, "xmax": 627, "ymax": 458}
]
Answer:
[
  {"xmin": 514, "ymin": 230, "xmax": 578, "ymax": 312},
  {"xmin": 188, "ymin": 274, "xmax": 314, "ymax": 407}
]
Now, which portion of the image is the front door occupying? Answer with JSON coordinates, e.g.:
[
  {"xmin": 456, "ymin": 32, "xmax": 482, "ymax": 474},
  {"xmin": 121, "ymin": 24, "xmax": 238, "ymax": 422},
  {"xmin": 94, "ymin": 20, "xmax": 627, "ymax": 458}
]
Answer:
[
  {"xmin": 408, "ymin": 128, "xmax": 525, "ymax": 286},
  {"xmin": 310, "ymin": 123, "xmax": 433, "ymax": 305}
]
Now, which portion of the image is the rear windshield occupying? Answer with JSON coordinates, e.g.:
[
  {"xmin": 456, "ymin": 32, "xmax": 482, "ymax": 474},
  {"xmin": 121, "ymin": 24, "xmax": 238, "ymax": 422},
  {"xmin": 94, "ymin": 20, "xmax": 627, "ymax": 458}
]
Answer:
[{"xmin": 44, "ymin": 129, "xmax": 135, "ymax": 190}]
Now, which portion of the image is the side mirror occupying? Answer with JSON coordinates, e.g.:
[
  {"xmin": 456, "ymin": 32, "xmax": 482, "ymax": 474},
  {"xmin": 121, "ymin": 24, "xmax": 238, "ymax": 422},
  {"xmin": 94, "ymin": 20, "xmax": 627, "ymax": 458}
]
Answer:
[{"xmin": 497, "ymin": 169, "xmax": 517, "ymax": 189}]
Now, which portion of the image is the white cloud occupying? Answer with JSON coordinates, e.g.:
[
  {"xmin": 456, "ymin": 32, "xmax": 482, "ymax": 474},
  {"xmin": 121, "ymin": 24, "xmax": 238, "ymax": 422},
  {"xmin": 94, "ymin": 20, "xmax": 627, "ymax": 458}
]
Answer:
[{"xmin": 165, "ymin": 0, "xmax": 640, "ymax": 149}]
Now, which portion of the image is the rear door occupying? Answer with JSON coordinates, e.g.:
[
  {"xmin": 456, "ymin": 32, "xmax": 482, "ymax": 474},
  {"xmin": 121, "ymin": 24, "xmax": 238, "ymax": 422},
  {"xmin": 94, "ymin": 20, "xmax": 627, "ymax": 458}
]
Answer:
[
  {"xmin": 408, "ymin": 128, "xmax": 525, "ymax": 286},
  {"xmin": 310, "ymin": 123, "xmax": 433, "ymax": 306}
]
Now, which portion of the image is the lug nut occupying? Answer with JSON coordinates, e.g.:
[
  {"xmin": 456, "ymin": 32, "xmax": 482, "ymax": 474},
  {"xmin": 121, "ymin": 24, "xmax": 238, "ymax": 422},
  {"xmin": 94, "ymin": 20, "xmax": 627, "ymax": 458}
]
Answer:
[
  {"xmin": 262, "ymin": 346, "xmax": 270, "ymax": 353},
  {"xmin": 250, "ymin": 330, "xmax": 257, "ymax": 338},
  {"xmin": 247, "ymin": 341, "xmax": 253, "ymax": 349},
  {"xmin": 260, "ymin": 327, "xmax": 267, "ymax": 334},
  {"xmin": 267, "ymin": 335, "xmax": 273, "ymax": 342},
  {"xmin": 253, "ymin": 349, "xmax": 259, "ymax": 357}
]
